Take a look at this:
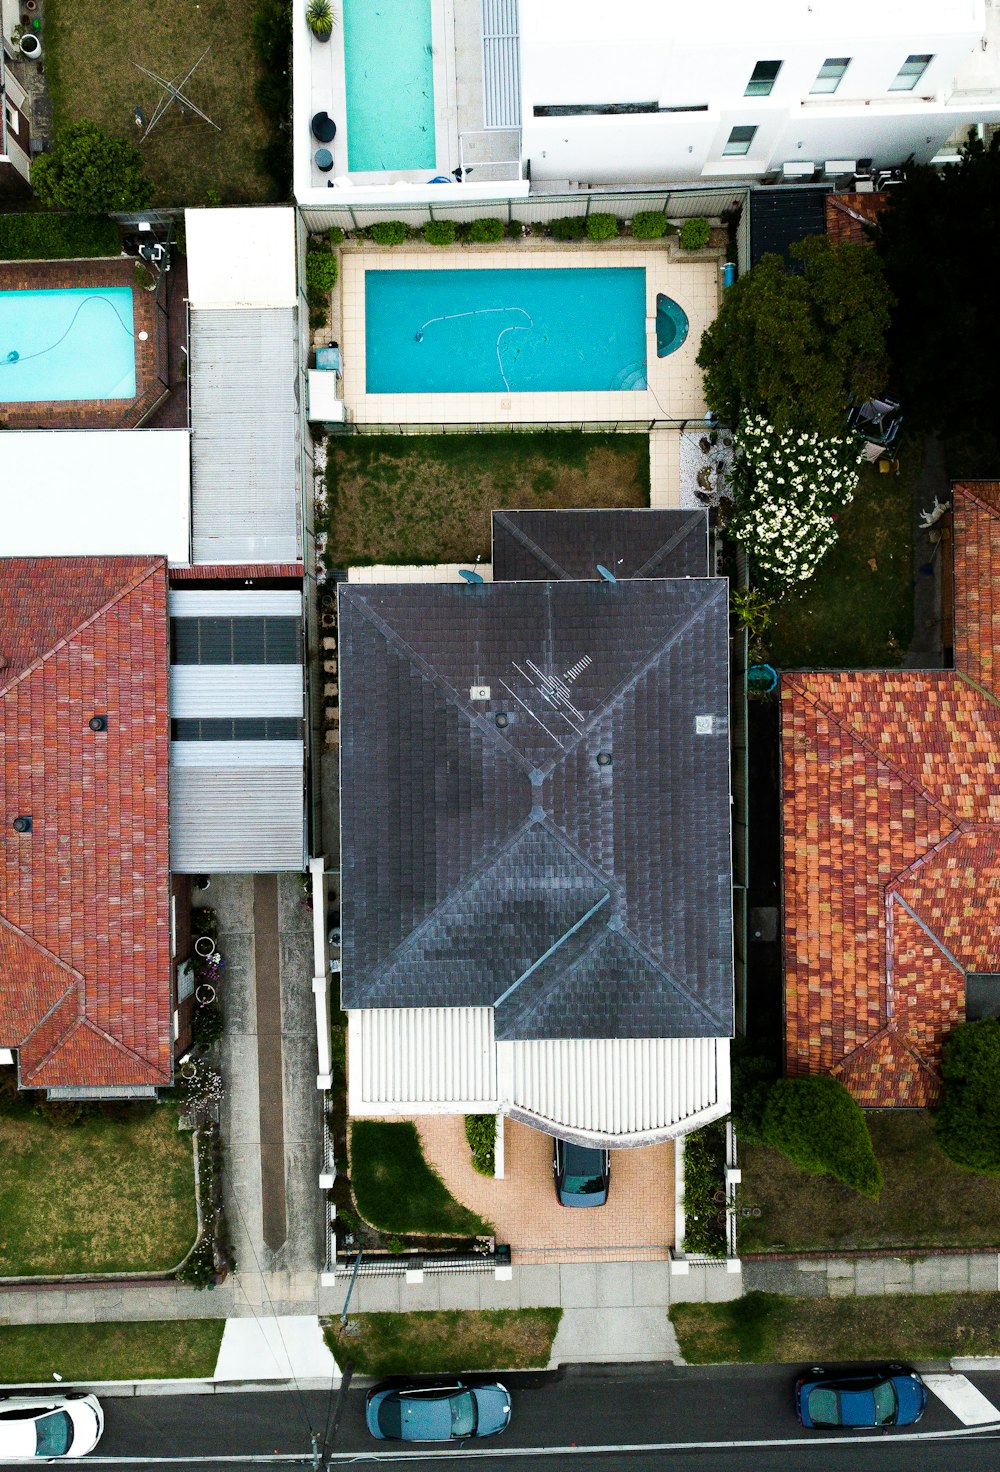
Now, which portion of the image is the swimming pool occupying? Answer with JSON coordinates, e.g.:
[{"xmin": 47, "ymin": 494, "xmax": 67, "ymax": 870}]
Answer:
[
  {"xmin": 343, "ymin": 0, "xmax": 435, "ymax": 172},
  {"xmin": 0, "ymin": 287, "xmax": 137, "ymax": 402},
  {"xmin": 365, "ymin": 267, "xmax": 648, "ymax": 393}
]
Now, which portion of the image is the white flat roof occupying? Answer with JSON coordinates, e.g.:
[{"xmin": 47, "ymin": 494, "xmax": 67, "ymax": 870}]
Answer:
[
  {"xmin": 185, "ymin": 208, "xmax": 297, "ymax": 308},
  {"xmin": 0, "ymin": 429, "xmax": 190, "ymax": 563}
]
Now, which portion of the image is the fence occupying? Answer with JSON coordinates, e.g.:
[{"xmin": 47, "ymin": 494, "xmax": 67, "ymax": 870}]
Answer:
[
  {"xmin": 300, "ymin": 184, "xmax": 748, "ymax": 236},
  {"xmin": 334, "ymin": 1250, "xmax": 506, "ymax": 1277}
]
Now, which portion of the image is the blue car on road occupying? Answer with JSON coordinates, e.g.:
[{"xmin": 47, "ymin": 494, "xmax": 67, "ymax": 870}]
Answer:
[
  {"xmin": 796, "ymin": 1365, "xmax": 927, "ymax": 1428},
  {"xmin": 366, "ymin": 1381, "xmax": 512, "ymax": 1441}
]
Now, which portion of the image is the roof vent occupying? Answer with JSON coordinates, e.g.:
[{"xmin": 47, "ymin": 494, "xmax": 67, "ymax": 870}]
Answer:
[
  {"xmin": 596, "ymin": 751, "xmax": 613, "ymax": 768},
  {"xmin": 495, "ymin": 712, "xmax": 510, "ymax": 728},
  {"xmin": 89, "ymin": 715, "xmax": 108, "ymax": 733},
  {"xmin": 470, "ymin": 685, "xmax": 491, "ymax": 701},
  {"xmin": 696, "ymin": 715, "xmax": 714, "ymax": 735},
  {"xmin": 12, "ymin": 816, "xmax": 32, "ymax": 834}
]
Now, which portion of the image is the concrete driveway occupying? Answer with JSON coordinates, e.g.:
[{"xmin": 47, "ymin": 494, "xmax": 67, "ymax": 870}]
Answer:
[{"xmin": 416, "ymin": 1114, "xmax": 675, "ymax": 1263}]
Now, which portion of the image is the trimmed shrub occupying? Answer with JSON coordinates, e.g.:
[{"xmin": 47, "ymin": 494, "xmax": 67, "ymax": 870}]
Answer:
[
  {"xmin": 506, "ymin": 220, "xmax": 524, "ymax": 240},
  {"xmin": 305, "ymin": 248, "xmax": 338, "ymax": 294},
  {"xmin": 548, "ymin": 215, "xmax": 587, "ymax": 241},
  {"xmin": 464, "ymin": 1114, "xmax": 496, "ymax": 1176},
  {"xmin": 679, "ymin": 216, "xmax": 711, "ymax": 251},
  {"xmin": 935, "ymin": 1019, "xmax": 1000, "ymax": 1174},
  {"xmin": 0, "ymin": 212, "xmax": 120, "ymax": 261},
  {"xmin": 328, "ymin": 226, "xmax": 346, "ymax": 245},
  {"xmin": 31, "ymin": 122, "xmax": 153, "ymax": 213},
  {"xmin": 34, "ymin": 1098, "xmax": 94, "ymax": 1128},
  {"xmin": 586, "ymin": 212, "xmax": 619, "ymax": 241},
  {"xmin": 369, "ymin": 220, "xmax": 409, "ymax": 246},
  {"xmin": 762, "ymin": 1075, "xmax": 883, "ymax": 1199},
  {"xmin": 423, "ymin": 219, "xmax": 456, "ymax": 246},
  {"xmin": 631, "ymin": 210, "xmax": 669, "ymax": 240},
  {"xmin": 467, "ymin": 217, "xmax": 505, "ymax": 244}
]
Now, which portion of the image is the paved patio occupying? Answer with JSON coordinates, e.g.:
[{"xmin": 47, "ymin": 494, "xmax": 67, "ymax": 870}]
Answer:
[{"xmin": 416, "ymin": 1115, "xmax": 675, "ymax": 1263}]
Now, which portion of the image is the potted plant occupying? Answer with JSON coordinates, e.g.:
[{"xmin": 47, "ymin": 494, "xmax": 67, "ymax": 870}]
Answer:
[{"xmin": 306, "ymin": 0, "xmax": 334, "ymax": 40}]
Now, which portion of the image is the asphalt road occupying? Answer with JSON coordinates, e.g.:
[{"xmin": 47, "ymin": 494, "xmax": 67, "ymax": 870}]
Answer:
[{"xmin": 4, "ymin": 1365, "xmax": 1000, "ymax": 1471}]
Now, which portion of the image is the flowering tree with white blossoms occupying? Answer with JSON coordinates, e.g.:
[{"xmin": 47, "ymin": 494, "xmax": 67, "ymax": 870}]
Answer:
[{"xmin": 728, "ymin": 415, "xmax": 866, "ymax": 590}]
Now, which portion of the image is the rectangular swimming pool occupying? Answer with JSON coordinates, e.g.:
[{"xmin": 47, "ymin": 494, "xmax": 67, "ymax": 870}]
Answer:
[
  {"xmin": 0, "ymin": 287, "xmax": 137, "ymax": 403},
  {"xmin": 365, "ymin": 267, "xmax": 649, "ymax": 393},
  {"xmin": 343, "ymin": 0, "xmax": 435, "ymax": 173}
]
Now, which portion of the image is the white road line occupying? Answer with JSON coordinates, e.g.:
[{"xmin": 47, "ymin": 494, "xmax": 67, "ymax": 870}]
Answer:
[
  {"xmin": 65, "ymin": 1423, "xmax": 1000, "ymax": 1465},
  {"xmin": 924, "ymin": 1373, "xmax": 1000, "ymax": 1426}
]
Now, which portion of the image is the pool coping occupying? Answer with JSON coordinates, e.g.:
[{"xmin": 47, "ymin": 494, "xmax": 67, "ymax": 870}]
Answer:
[
  {"xmin": 339, "ymin": 242, "xmax": 720, "ymax": 426},
  {"xmin": 0, "ymin": 258, "xmax": 168, "ymax": 430}
]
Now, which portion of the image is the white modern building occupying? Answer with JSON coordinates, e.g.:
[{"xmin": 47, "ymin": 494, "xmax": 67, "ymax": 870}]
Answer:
[{"xmin": 295, "ymin": 0, "xmax": 1000, "ymax": 208}]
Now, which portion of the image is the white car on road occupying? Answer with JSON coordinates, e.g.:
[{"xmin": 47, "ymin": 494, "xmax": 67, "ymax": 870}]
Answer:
[{"xmin": 0, "ymin": 1394, "xmax": 103, "ymax": 1459}]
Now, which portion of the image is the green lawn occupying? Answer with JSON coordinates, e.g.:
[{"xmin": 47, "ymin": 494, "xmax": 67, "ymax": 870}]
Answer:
[
  {"xmin": 325, "ymin": 432, "xmax": 650, "ymax": 567},
  {"xmin": 43, "ymin": 0, "xmax": 273, "ymax": 206},
  {"xmin": 672, "ymin": 1291, "xmax": 1000, "ymax": 1365},
  {"xmin": 328, "ymin": 1310, "xmax": 562, "ymax": 1376},
  {"xmin": 0, "ymin": 1321, "xmax": 224, "ymax": 1382},
  {"xmin": 0, "ymin": 1100, "xmax": 197, "ymax": 1276},
  {"xmin": 766, "ymin": 442, "xmax": 916, "ymax": 669},
  {"xmin": 349, "ymin": 1121, "xmax": 491, "ymax": 1238},
  {"xmin": 738, "ymin": 1111, "xmax": 1000, "ymax": 1252}
]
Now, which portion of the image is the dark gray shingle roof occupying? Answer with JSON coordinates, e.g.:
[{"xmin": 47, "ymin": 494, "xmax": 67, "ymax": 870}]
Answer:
[
  {"xmin": 491, "ymin": 509, "xmax": 708, "ymax": 583},
  {"xmin": 338, "ymin": 578, "xmax": 733, "ymax": 1039}
]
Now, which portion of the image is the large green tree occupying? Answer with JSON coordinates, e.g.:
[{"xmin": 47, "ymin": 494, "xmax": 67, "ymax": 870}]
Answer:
[
  {"xmin": 872, "ymin": 132, "xmax": 1000, "ymax": 475},
  {"xmin": 32, "ymin": 121, "xmax": 154, "ymax": 214},
  {"xmin": 935, "ymin": 1019, "xmax": 1000, "ymax": 1174},
  {"xmin": 697, "ymin": 235, "xmax": 891, "ymax": 435},
  {"xmin": 762, "ymin": 1074, "xmax": 883, "ymax": 1199}
]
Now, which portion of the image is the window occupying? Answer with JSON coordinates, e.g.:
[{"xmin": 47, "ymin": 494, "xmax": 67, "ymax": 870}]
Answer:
[
  {"xmin": 745, "ymin": 60, "xmax": 782, "ymax": 97},
  {"xmin": 889, "ymin": 53, "xmax": 933, "ymax": 91},
  {"xmin": 810, "ymin": 57, "xmax": 851, "ymax": 94},
  {"xmin": 722, "ymin": 125, "xmax": 757, "ymax": 157},
  {"xmin": 171, "ymin": 717, "xmax": 304, "ymax": 741}
]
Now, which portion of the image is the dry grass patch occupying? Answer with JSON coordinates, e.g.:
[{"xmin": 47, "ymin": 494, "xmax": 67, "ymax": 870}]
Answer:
[
  {"xmin": 0, "ymin": 1104, "xmax": 197, "ymax": 1277},
  {"xmin": 325, "ymin": 433, "xmax": 650, "ymax": 567},
  {"xmin": 328, "ymin": 1310, "xmax": 562, "ymax": 1376},
  {"xmin": 43, "ymin": 0, "xmax": 273, "ymax": 206},
  {"xmin": 671, "ymin": 1291, "xmax": 1000, "ymax": 1365}
]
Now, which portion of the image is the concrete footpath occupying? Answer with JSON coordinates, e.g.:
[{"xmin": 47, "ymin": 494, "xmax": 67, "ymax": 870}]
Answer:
[{"xmin": 743, "ymin": 1252, "xmax": 1000, "ymax": 1298}]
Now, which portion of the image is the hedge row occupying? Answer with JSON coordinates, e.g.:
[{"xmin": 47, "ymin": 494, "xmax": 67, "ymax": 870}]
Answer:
[
  {"xmin": 0, "ymin": 213, "xmax": 120, "ymax": 260},
  {"xmin": 354, "ymin": 213, "xmax": 710, "ymax": 247}
]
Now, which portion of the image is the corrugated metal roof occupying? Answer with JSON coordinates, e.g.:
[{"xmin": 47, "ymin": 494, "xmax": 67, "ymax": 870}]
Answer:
[
  {"xmin": 169, "ymin": 756, "xmax": 305, "ymax": 871},
  {"xmin": 169, "ymin": 665, "xmax": 303, "ymax": 717},
  {"xmin": 169, "ymin": 590, "xmax": 303, "ymax": 617},
  {"xmin": 482, "ymin": 0, "xmax": 521, "ymax": 129},
  {"xmin": 351, "ymin": 1008, "xmax": 498, "ymax": 1111},
  {"xmin": 189, "ymin": 308, "xmax": 300, "ymax": 565},
  {"xmin": 505, "ymin": 1036, "xmax": 728, "ymax": 1140}
]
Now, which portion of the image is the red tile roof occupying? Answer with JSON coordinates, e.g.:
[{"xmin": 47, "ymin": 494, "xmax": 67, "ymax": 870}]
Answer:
[
  {"xmin": 824, "ymin": 192, "xmax": 890, "ymax": 247},
  {"xmin": 0, "ymin": 558, "xmax": 172, "ymax": 1089},
  {"xmin": 782, "ymin": 486, "xmax": 1000, "ymax": 1105}
]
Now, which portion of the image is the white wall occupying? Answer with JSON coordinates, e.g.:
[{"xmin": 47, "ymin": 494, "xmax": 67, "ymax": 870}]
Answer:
[{"xmin": 519, "ymin": 0, "xmax": 998, "ymax": 185}]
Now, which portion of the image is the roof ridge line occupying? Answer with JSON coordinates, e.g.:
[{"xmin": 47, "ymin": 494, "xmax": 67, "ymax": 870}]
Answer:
[
  {"xmin": 501, "ymin": 921, "xmax": 612, "ymax": 1032},
  {"xmin": 76, "ymin": 1014, "xmax": 170, "ymax": 1077},
  {"xmin": 0, "ymin": 915, "xmax": 86, "ymax": 989},
  {"xmin": 493, "ymin": 890, "xmax": 611, "ymax": 1008},
  {"xmin": 613, "ymin": 920, "xmax": 728, "ymax": 1032},
  {"xmin": 954, "ymin": 667, "xmax": 1000, "ymax": 711},
  {"xmin": 633, "ymin": 511, "xmax": 707, "ymax": 578},
  {"xmin": 19, "ymin": 988, "xmax": 82, "ymax": 1079},
  {"xmin": 492, "ymin": 512, "xmax": 568, "ymax": 580},
  {"xmin": 834, "ymin": 1023, "xmax": 938, "ymax": 1083},
  {"xmin": 0, "ymin": 557, "xmax": 166, "ymax": 698},
  {"xmin": 953, "ymin": 482, "xmax": 1000, "ymax": 518},
  {"xmin": 788, "ymin": 674, "xmax": 962, "ymax": 825}
]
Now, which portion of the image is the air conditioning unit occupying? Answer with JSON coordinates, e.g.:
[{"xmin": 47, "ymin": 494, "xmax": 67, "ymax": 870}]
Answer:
[
  {"xmin": 781, "ymin": 160, "xmax": 816, "ymax": 179},
  {"xmin": 823, "ymin": 159, "xmax": 857, "ymax": 177}
]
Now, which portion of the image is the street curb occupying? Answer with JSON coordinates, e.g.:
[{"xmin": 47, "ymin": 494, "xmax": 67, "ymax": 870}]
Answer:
[{"xmin": 0, "ymin": 1378, "xmax": 338, "ymax": 1398}]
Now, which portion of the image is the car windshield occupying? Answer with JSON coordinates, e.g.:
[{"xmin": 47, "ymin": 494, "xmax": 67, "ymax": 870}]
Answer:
[
  {"xmin": 35, "ymin": 1411, "xmax": 74, "ymax": 1457},
  {"xmin": 376, "ymin": 1400, "xmax": 403, "ymax": 1438},
  {"xmin": 450, "ymin": 1391, "xmax": 477, "ymax": 1438},
  {"xmin": 872, "ymin": 1381, "xmax": 897, "ymax": 1425},
  {"xmin": 561, "ymin": 1144, "xmax": 605, "ymax": 1194},
  {"xmin": 807, "ymin": 1387, "xmax": 841, "ymax": 1426}
]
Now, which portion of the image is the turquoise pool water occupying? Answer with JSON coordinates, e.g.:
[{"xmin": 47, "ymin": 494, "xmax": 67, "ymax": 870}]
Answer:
[
  {"xmin": 343, "ymin": 0, "xmax": 435, "ymax": 172},
  {"xmin": 365, "ymin": 268, "xmax": 649, "ymax": 393},
  {"xmin": 0, "ymin": 288, "xmax": 136, "ymax": 403}
]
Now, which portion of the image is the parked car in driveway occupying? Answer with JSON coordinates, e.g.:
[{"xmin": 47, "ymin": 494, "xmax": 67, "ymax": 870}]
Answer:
[
  {"xmin": 553, "ymin": 1138, "xmax": 611, "ymax": 1207},
  {"xmin": 795, "ymin": 1366, "xmax": 927, "ymax": 1428},
  {"xmin": 0, "ymin": 1393, "xmax": 104, "ymax": 1459},
  {"xmin": 366, "ymin": 1382, "xmax": 511, "ymax": 1441}
]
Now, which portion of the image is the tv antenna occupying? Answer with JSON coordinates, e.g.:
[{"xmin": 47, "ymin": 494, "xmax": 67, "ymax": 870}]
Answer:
[{"xmin": 131, "ymin": 49, "xmax": 221, "ymax": 141}]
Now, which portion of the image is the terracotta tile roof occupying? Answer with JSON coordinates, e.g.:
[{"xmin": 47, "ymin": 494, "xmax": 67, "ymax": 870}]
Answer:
[
  {"xmin": 169, "ymin": 563, "xmax": 303, "ymax": 581},
  {"xmin": 824, "ymin": 192, "xmax": 890, "ymax": 247},
  {"xmin": 783, "ymin": 555, "xmax": 1000, "ymax": 1107},
  {"xmin": 0, "ymin": 558, "xmax": 172, "ymax": 1089}
]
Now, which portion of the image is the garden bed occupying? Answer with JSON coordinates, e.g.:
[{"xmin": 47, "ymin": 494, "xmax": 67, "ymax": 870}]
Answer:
[
  {"xmin": 738, "ymin": 1111, "xmax": 1000, "ymax": 1253},
  {"xmin": 324, "ymin": 432, "xmax": 650, "ymax": 568}
]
